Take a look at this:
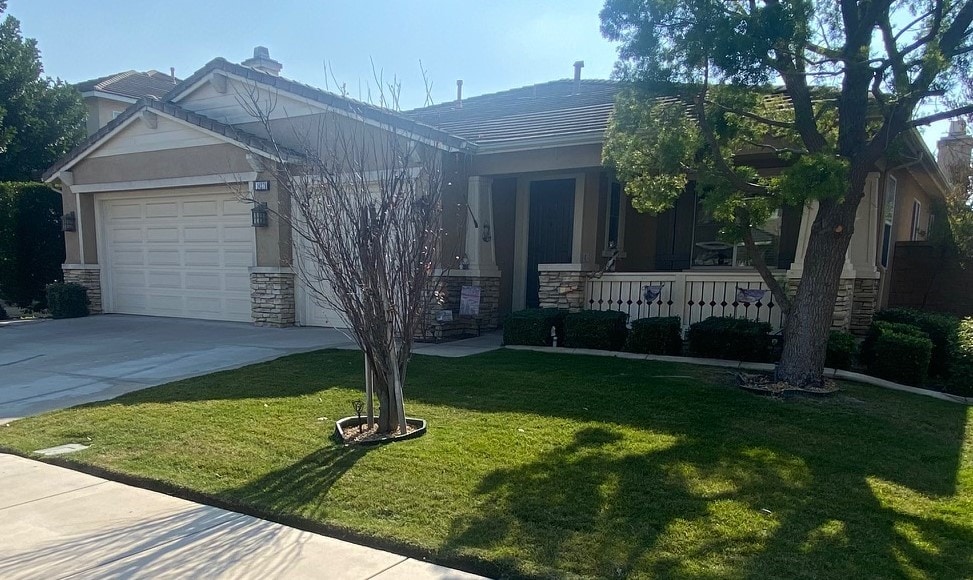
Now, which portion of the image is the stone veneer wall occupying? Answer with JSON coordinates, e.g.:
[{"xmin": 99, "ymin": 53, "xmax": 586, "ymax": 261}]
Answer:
[
  {"xmin": 849, "ymin": 278, "xmax": 878, "ymax": 336},
  {"xmin": 786, "ymin": 276, "xmax": 877, "ymax": 334},
  {"xmin": 250, "ymin": 271, "xmax": 295, "ymax": 327},
  {"xmin": 422, "ymin": 274, "xmax": 501, "ymax": 341},
  {"xmin": 538, "ymin": 271, "xmax": 588, "ymax": 312},
  {"xmin": 62, "ymin": 267, "xmax": 102, "ymax": 314}
]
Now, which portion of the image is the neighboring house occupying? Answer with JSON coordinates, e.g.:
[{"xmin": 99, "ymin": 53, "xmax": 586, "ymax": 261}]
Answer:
[
  {"xmin": 76, "ymin": 69, "xmax": 179, "ymax": 135},
  {"xmin": 43, "ymin": 47, "xmax": 957, "ymax": 336}
]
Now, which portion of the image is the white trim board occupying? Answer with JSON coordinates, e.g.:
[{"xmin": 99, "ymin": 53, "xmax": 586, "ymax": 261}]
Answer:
[{"xmin": 71, "ymin": 173, "xmax": 258, "ymax": 194}]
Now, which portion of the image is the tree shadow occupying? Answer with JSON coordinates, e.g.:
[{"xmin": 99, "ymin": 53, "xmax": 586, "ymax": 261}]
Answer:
[{"xmin": 440, "ymin": 415, "xmax": 973, "ymax": 578}]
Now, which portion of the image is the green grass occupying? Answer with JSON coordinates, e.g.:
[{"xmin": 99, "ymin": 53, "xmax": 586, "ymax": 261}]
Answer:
[{"xmin": 1, "ymin": 349, "xmax": 971, "ymax": 579}]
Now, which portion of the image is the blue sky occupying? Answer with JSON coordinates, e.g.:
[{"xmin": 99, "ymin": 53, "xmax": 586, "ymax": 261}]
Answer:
[
  {"xmin": 8, "ymin": 0, "xmax": 950, "ymax": 150},
  {"xmin": 10, "ymin": 0, "xmax": 618, "ymax": 108}
]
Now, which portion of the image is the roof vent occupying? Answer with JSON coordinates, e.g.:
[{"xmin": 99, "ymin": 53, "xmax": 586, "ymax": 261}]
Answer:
[
  {"xmin": 242, "ymin": 46, "xmax": 282, "ymax": 77},
  {"xmin": 573, "ymin": 60, "xmax": 584, "ymax": 93},
  {"xmin": 456, "ymin": 80, "xmax": 463, "ymax": 107}
]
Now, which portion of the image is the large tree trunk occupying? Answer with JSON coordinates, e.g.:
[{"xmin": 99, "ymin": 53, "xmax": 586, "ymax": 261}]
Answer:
[{"xmin": 776, "ymin": 171, "xmax": 867, "ymax": 386}]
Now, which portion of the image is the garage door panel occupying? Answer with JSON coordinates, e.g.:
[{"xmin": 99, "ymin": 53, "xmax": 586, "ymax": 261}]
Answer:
[
  {"xmin": 185, "ymin": 273, "xmax": 221, "ymax": 291},
  {"xmin": 147, "ymin": 227, "xmax": 180, "ymax": 242},
  {"xmin": 110, "ymin": 203, "xmax": 142, "ymax": 219},
  {"xmin": 183, "ymin": 226, "xmax": 219, "ymax": 243},
  {"xmin": 145, "ymin": 202, "xmax": 178, "ymax": 218},
  {"xmin": 103, "ymin": 192, "xmax": 254, "ymax": 323},
  {"xmin": 183, "ymin": 200, "xmax": 219, "ymax": 216}
]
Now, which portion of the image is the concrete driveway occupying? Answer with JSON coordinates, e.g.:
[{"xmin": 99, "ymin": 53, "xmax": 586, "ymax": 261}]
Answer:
[{"xmin": 0, "ymin": 315, "xmax": 352, "ymax": 423}]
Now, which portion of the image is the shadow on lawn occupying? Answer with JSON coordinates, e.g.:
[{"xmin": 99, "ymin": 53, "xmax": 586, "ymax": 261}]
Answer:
[
  {"xmin": 411, "ymin": 352, "xmax": 971, "ymax": 578},
  {"xmin": 442, "ymin": 423, "xmax": 973, "ymax": 578}
]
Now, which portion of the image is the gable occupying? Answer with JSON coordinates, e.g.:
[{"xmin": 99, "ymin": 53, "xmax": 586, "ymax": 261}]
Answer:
[
  {"xmin": 87, "ymin": 114, "xmax": 226, "ymax": 159},
  {"xmin": 176, "ymin": 73, "xmax": 334, "ymax": 126}
]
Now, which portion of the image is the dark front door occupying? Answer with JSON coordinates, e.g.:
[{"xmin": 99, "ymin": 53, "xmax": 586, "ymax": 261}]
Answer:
[{"xmin": 526, "ymin": 179, "xmax": 575, "ymax": 308}]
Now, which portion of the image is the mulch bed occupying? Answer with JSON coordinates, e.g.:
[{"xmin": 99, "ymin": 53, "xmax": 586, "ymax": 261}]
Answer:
[
  {"xmin": 736, "ymin": 372, "xmax": 840, "ymax": 398},
  {"xmin": 338, "ymin": 421, "xmax": 421, "ymax": 444}
]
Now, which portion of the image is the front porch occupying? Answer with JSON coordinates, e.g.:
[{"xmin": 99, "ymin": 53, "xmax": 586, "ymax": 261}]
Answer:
[{"xmin": 452, "ymin": 166, "xmax": 885, "ymax": 336}]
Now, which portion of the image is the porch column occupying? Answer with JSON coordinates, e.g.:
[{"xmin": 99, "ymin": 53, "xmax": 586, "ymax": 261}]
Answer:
[
  {"xmin": 57, "ymin": 170, "xmax": 103, "ymax": 313},
  {"xmin": 464, "ymin": 175, "xmax": 499, "ymax": 274}
]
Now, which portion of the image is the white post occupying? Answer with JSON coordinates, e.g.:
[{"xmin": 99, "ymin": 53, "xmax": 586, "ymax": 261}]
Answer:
[{"xmin": 465, "ymin": 175, "xmax": 499, "ymax": 274}]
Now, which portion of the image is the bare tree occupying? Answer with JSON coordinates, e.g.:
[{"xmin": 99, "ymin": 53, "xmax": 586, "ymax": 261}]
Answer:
[{"xmin": 241, "ymin": 89, "xmax": 448, "ymax": 436}]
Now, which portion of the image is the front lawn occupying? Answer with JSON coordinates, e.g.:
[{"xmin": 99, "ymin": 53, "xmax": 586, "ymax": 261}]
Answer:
[{"xmin": 1, "ymin": 349, "xmax": 971, "ymax": 578}]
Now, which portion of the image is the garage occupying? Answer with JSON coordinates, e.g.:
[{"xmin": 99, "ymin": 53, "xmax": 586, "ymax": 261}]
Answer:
[{"xmin": 99, "ymin": 190, "xmax": 255, "ymax": 322}]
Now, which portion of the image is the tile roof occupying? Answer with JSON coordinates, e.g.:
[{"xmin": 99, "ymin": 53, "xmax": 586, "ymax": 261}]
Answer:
[
  {"xmin": 75, "ymin": 70, "xmax": 180, "ymax": 100},
  {"xmin": 405, "ymin": 79, "xmax": 623, "ymax": 146},
  {"xmin": 42, "ymin": 98, "xmax": 301, "ymax": 181}
]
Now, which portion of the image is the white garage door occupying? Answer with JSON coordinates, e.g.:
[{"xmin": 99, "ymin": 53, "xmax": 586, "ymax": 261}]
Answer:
[{"xmin": 101, "ymin": 192, "xmax": 254, "ymax": 322}]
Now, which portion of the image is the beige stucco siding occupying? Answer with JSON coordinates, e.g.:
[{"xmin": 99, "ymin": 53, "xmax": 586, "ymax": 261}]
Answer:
[
  {"xmin": 71, "ymin": 144, "xmax": 254, "ymax": 185},
  {"xmin": 472, "ymin": 144, "xmax": 603, "ymax": 176},
  {"xmin": 891, "ymin": 169, "xmax": 934, "ymax": 243},
  {"xmin": 85, "ymin": 96, "xmax": 131, "ymax": 136}
]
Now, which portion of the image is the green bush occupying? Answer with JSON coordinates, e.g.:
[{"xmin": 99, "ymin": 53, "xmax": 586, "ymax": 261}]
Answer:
[
  {"xmin": 564, "ymin": 310, "xmax": 629, "ymax": 350},
  {"xmin": 46, "ymin": 282, "xmax": 89, "ymax": 319},
  {"xmin": 0, "ymin": 302, "xmax": 7, "ymax": 320},
  {"xmin": 867, "ymin": 328, "xmax": 933, "ymax": 386},
  {"xmin": 687, "ymin": 316, "xmax": 772, "ymax": 362},
  {"xmin": 946, "ymin": 317, "xmax": 973, "ymax": 397},
  {"xmin": 0, "ymin": 182, "xmax": 65, "ymax": 308},
  {"xmin": 874, "ymin": 308, "xmax": 959, "ymax": 378},
  {"xmin": 503, "ymin": 309, "xmax": 565, "ymax": 346},
  {"xmin": 861, "ymin": 321, "xmax": 929, "ymax": 367},
  {"xmin": 826, "ymin": 330, "xmax": 856, "ymax": 370},
  {"xmin": 624, "ymin": 316, "xmax": 683, "ymax": 355}
]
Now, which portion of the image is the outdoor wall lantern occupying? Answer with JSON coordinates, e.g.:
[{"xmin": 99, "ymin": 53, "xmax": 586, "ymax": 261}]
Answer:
[
  {"xmin": 61, "ymin": 211, "xmax": 77, "ymax": 232},
  {"xmin": 481, "ymin": 222, "xmax": 492, "ymax": 243},
  {"xmin": 251, "ymin": 202, "xmax": 269, "ymax": 227}
]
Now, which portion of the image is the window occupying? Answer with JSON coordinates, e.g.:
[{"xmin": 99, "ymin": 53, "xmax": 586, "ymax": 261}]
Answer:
[
  {"xmin": 692, "ymin": 203, "xmax": 782, "ymax": 268},
  {"xmin": 603, "ymin": 181, "xmax": 625, "ymax": 255},
  {"xmin": 910, "ymin": 200, "xmax": 922, "ymax": 241},
  {"xmin": 881, "ymin": 175, "xmax": 897, "ymax": 267}
]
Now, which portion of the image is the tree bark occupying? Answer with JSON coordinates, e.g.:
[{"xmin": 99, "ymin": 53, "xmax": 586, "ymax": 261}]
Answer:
[{"xmin": 776, "ymin": 172, "xmax": 866, "ymax": 386}]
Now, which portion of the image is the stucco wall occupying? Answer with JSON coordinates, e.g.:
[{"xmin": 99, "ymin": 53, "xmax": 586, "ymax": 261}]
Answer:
[
  {"xmin": 471, "ymin": 143, "xmax": 603, "ymax": 176},
  {"xmin": 71, "ymin": 143, "xmax": 254, "ymax": 184}
]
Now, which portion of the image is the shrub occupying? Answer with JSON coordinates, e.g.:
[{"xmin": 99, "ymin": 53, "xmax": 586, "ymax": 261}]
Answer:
[
  {"xmin": 874, "ymin": 308, "xmax": 959, "ymax": 378},
  {"xmin": 946, "ymin": 317, "xmax": 973, "ymax": 397},
  {"xmin": 826, "ymin": 330, "xmax": 856, "ymax": 370},
  {"xmin": 860, "ymin": 321, "xmax": 929, "ymax": 367},
  {"xmin": 564, "ymin": 310, "xmax": 629, "ymax": 350},
  {"xmin": 624, "ymin": 316, "xmax": 683, "ymax": 355},
  {"xmin": 46, "ymin": 282, "xmax": 89, "ymax": 319},
  {"xmin": 0, "ymin": 182, "xmax": 65, "ymax": 308},
  {"xmin": 687, "ymin": 316, "xmax": 772, "ymax": 362},
  {"xmin": 503, "ymin": 309, "xmax": 565, "ymax": 346},
  {"xmin": 0, "ymin": 302, "xmax": 7, "ymax": 320},
  {"xmin": 867, "ymin": 328, "xmax": 933, "ymax": 386}
]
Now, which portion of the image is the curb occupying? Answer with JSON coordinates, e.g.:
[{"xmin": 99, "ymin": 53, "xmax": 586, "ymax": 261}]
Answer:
[{"xmin": 504, "ymin": 345, "xmax": 973, "ymax": 405}]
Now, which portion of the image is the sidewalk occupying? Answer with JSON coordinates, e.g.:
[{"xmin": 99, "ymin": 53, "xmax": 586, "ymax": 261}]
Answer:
[{"xmin": 0, "ymin": 454, "xmax": 488, "ymax": 579}]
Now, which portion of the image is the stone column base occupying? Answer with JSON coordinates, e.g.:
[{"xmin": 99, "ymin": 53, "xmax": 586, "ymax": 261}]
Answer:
[
  {"xmin": 250, "ymin": 269, "xmax": 295, "ymax": 327},
  {"xmin": 538, "ymin": 270, "xmax": 589, "ymax": 312},
  {"xmin": 785, "ymin": 276, "xmax": 877, "ymax": 334},
  {"xmin": 422, "ymin": 272, "xmax": 501, "ymax": 341},
  {"xmin": 61, "ymin": 265, "xmax": 102, "ymax": 314}
]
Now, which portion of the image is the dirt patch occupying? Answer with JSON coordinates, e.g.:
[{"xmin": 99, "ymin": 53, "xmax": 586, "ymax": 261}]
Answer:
[{"xmin": 736, "ymin": 372, "xmax": 840, "ymax": 398}]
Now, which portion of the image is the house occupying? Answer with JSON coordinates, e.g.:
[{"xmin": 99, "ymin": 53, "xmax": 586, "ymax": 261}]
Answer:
[
  {"xmin": 76, "ymin": 69, "xmax": 179, "ymax": 135},
  {"xmin": 43, "ymin": 47, "xmax": 955, "ymax": 336}
]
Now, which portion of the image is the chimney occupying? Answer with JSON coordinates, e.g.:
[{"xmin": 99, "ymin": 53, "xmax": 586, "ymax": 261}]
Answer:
[
  {"xmin": 242, "ymin": 46, "xmax": 283, "ymax": 77},
  {"xmin": 573, "ymin": 60, "xmax": 584, "ymax": 93},
  {"xmin": 456, "ymin": 80, "xmax": 463, "ymax": 107},
  {"xmin": 170, "ymin": 67, "xmax": 176, "ymax": 84},
  {"xmin": 937, "ymin": 119, "xmax": 973, "ymax": 186}
]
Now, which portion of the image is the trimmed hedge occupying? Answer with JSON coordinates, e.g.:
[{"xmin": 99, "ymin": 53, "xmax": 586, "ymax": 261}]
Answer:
[
  {"xmin": 0, "ymin": 182, "xmax": 65, "ymax": 308},
  {"xmin": 687, "ymin": 316, "xmax": 772, "ymax": 362},
  {"xmin": 503, "ymin": 309, "xmax": 565, "ymax": 346},
  {"xmin": 874, "ymin": 308, "xmax": 959, "ymax": 378},
  {"xmin": 867, "ymin": 326, "xmax": 933, "ymax": 386},
  {"xmin": 826, "ymin": 330, "xmax": 856, "ymax": 370},
  {"xmin": 0, "ymin": 302, "xmax": 7, "ymax": 320},
  {"xmin": 861, "ymin": 321, "xmax": 928, "ymax": 367},
  {"xmin": 46, "ymin": 282, "xmax": 89, "ymax": 319},
  {"xmin": 564, "ymin": 310, "xmax": 629, "ymax": 350},
  {"xmin": 946, "ymin": 317, "xmax": 973, "ymax": 397},
  {"xmin": 624, "ymin": 316, "xmax": 683, "ymax": 355}
]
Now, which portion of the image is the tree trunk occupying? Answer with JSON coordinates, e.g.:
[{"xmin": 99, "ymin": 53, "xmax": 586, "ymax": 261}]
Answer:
[
  {"xmin": 364, "ymin": 354, "xmax": 375, "ymax": 428},
  {"xmin": 776, "ymin": 179, "xmax": 864, "ymax": 386},
  {"xmin": 375, "ymin": 374, "xmax": 393, "ymax": 434}
]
